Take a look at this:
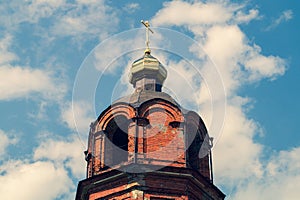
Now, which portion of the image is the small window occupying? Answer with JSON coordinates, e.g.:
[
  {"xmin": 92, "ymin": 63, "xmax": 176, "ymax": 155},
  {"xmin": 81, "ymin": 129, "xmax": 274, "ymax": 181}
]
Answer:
[{"xmin": 145, "ymin": 83, "xmax": 154, "ymax": 90}]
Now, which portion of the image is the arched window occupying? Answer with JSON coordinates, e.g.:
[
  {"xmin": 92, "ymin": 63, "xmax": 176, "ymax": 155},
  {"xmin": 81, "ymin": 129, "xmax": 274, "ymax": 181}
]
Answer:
[
  {"xmin": 187, "ymin": 123, "xmax": 203, "ymax": 170},
  {"xmin": 105, "ymin": 115, "xmax": 129, "ymax": 166},
  {"xmin": 111, "ymin": 123, "xmax": 128, "ymax": 165},
  {"xmin": 188, "ymin": 131, "xmax": 201, "ymax": 170}
]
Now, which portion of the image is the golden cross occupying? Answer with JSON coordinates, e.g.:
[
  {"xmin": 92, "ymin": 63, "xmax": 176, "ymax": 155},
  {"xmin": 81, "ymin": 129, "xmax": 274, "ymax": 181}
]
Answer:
[{"xmin": 141, "ymin": 20, "xmax": 154, "ymax": 53}]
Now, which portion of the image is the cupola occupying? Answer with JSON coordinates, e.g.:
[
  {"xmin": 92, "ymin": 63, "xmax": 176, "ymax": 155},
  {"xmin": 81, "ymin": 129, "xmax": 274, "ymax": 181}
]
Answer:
[{"xmin": 129, "ymin": 51, "xmax": 167, "ymax": 92}]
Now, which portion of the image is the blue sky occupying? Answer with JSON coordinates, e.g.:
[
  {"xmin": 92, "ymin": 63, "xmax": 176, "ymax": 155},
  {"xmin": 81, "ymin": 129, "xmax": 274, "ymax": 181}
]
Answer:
[{"xmin": 0, "ymin": 0, "xmax": 299, "ymax": 199}]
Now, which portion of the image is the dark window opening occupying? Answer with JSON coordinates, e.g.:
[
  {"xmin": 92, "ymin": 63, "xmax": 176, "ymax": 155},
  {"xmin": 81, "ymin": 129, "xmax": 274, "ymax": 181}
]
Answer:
[
  {"xmin": 155, "ymin": 83, "xmax": 162, "ymax": 92},
  {"xmin": 188, "ymin": 132, "xmax": 201, "ymax": 170},
  {"xmin": 112, "ymin": 126, "xmax": 129, "ymax": 165},
  {"xmin": 187, "ymin": 124, "xmax": 203, "ymax": 170},
  {"xmin": 105, "ymin": 116, "xmax": 129, "ymax": 166}
]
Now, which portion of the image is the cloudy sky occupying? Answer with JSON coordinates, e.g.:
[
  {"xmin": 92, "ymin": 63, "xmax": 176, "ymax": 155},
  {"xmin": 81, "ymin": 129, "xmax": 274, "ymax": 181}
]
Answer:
[{"xmin": 0, "ymin": 0, "xmax": 299, "ymax": 199}]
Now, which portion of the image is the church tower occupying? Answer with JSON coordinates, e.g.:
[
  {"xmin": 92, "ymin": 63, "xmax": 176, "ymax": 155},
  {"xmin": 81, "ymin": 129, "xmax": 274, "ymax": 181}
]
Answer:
[{"xmin": 76, "ymin": 21, "xmax": 225, "ymax": 200}]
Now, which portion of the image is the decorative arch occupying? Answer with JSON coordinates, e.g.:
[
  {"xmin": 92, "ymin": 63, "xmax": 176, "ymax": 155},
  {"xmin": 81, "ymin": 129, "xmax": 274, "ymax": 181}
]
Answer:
[
  {"xmin": 87, "ymin": 103, "xmax": 136, "ymax": 174},
  {"xmin": 131, "ymin": 99, "xmax": 186, "ymax": 166},
  {"xmin": 95, "ymin": 103, "xmax": 135, "ymax": 132},
  {"xmin": 139, "ymin": 98, "xmax": 184, "ymax": 121}
]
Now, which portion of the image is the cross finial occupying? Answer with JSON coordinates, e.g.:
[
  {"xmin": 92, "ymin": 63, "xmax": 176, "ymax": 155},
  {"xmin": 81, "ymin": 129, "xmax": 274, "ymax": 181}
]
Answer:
[{"xmin": 141, "ymin": 20, "xmax": 154, "ymax": 54}]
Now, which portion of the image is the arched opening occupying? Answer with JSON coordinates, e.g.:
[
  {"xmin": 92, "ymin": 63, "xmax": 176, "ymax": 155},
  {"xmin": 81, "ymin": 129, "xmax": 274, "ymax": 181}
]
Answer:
[
  {"xmin": 188, "ymin": 131, "xmax": 201, "ymax": 170},
  {"xmin": 111, "ymin": 124, "xmax": 128, "ymax": 165},
  {"xmin": 187, "ymin": 123, "xmax": 203, "ymax": 170},
  {"xmin": 105, "ymin": 115, "xmax": 129, "ymax": 166}
]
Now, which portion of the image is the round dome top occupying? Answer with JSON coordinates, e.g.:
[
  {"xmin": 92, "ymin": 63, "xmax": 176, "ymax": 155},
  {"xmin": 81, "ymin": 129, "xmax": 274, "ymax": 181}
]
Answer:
[{"xmin": 129, "ymin": 52, "xmax": 167, "ymax": 88}]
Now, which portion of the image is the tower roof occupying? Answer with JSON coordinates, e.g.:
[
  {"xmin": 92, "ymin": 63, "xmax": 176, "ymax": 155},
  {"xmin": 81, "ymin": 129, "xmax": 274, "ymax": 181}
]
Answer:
[
  {"xmin": 113, "ymin": 90, "xmax": 180, "ymax": 109},
  {"xmin": 128, "ymin": 51, "xmax": 167, "ymax": 88}
]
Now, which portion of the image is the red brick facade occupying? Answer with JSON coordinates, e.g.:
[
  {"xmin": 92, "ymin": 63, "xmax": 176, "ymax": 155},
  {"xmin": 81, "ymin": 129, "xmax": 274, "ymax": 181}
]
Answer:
[
  {"xmin": 76, "ymin": 92, "xmax": 225, "ymax": 200},
  {"xmin": 77, "ymin": 164, "xmax": 224, "ymax": 200}
]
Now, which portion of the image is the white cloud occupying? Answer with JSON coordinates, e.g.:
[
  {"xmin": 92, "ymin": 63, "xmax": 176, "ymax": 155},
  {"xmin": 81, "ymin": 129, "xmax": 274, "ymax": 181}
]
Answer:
[
  {"xmin": 243, "ymin": 45, "xmax": 286, "ymax": 81},
  {"xmin": 0, "ymin": 35, "xmax": 67, "ymax": 101},
  {"xmin": 201, "ymin": 25, "xmax": 244, "ymax": 95},
  {"xmin": 152, "ymin": 1, "xmax": 233, "ymax": 26},
  {"xmin": 234, "ymin": 9, "xmax": 260, "ymax": 24},
  {"xmin": 213, "ymin": 98, "xmax": 263, "ymax": 184},
  {"xmin": 0, "ymin": 35, "xmax": 18, "ymax": 65},
  {"xmin": 0, "ymin": 133, "xmax": 85, "ymax": 200},
  {"xmin": 27, "ymin": 100, "xmax": 49, "ymax": 120},
  {"xmin": 0, "ymin": 133, "xmax": 86, "ymax": 199},
  {"xmin": 202, "ymin": 25, "xmax": 286, "ymax": 88},
  {"xmin": 152, "ymin": 1, "xmax": 283, "ymax": 94},
  {"xmin": 0, "ymin": 131, "xmax": 9, "ymax": 156},
  {"xmin": 93, "ymin": 38, "xmax": 132, "ymax": 73},
  {"xmin": 123, "ymin": 3, "xmax": 140, "ymax": 13},
  {"xmin": 0, "ymin": 129, "xmax": 17, "ymax": 156},
  {"xmin": 153, "ymin": 1, "xmax": 260, "ymax": 27},
  {"xmin": 164, "ymin": 59, "xmax": 201, "ymax": 109},
  {"xmin": 27, "ymin": 0, "xmax": 66, "ymax": 22},
  {"xmin": 231, "ymin": 147, "xmax": 300, "ymax": 200},
  {"xmin": 281, "ymin": 9, "xmax": 293, "ymax": 20},
  {"xmin": 51, "ymin": 1, "xmax": 119, "ymax": 40},
  {"xmin": 0, "ymin": 0, "xmax": 118, "ymax": 41},
  {"xmin": 265, "ymin": 9, "xmax": 293, "ymax": 31},
  {"xmin": 34, "ymin": 136, "xmax": 86, "ymax": 178},
  {"xmin": 91, "ymin": 28, "xmax": 147, "ymax": 74},
  {"xmin": 61, "ymin": 101, "xmax": 94, "ymax": 135},
  {"xmin": 0, "ymin": 160, "xmax": 73, "ymax": 200},
  {"xmin": 0, "ymin": 0, "xmax": 65, "ymax": 28},
  {"xmin": 0, "ymin": 65, "xmax": 66, "ymax": 101}
]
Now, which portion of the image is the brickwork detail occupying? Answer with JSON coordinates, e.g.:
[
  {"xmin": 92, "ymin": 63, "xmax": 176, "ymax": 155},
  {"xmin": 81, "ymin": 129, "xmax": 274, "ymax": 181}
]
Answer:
[
  {"xmin": 85, "ymin": 99, "xmax": 211, "ymax": 178},
  {"xmin": 77, "ymin": 97, "xmax": 224, "ymax": 200}
]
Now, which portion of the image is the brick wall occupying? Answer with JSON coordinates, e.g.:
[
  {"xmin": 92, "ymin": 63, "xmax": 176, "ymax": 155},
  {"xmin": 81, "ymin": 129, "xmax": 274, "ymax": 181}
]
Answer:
[{"xmin": 79, "ymin": 98, "xmax": 219, "ymax": 199}]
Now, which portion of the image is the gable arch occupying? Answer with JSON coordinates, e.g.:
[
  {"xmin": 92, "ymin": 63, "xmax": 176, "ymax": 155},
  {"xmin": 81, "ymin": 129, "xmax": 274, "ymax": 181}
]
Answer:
[
  {"xmin": 95, "ymin": 103, "xmax": 135, "ymax": 132},
  {"xmin": 138, "ymin": 98, "xmax": 184, "ymax": 122},
  {"xmin": 87, "ymin": 103, "xmax": 136, "ymax": 172}
]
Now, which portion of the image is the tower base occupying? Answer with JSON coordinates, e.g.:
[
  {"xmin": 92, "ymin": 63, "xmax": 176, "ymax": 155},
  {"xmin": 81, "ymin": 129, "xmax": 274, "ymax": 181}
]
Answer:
[{"xmin": 76, "ymin": 164, "xmax": 225, "ymax": 200}]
